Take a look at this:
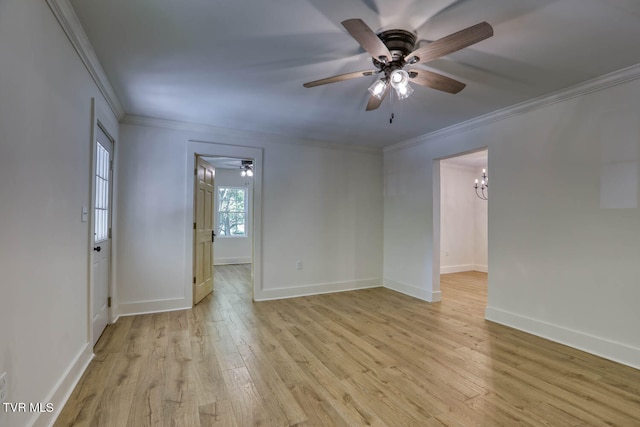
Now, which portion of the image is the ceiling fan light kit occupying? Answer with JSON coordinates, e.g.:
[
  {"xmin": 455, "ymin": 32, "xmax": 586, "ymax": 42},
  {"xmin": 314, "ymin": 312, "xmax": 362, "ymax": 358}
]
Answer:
[
  {"xmin": 240, "ymin": 160, "xmax": 253, "ymax": 178},
  {"xmin": 395, "ymin": 81, "xmax": 414, "ymax": 100},
  {"xmin": 390, "ymin": 69, "xmax": 410, "ymax": 88},
  {"xmin": 303, "ymin": 19, "xmax": 493, "ymax": 112},
  {"xmin": 368, "ymin": 79, "xmax": 388, "ymax": 99}
]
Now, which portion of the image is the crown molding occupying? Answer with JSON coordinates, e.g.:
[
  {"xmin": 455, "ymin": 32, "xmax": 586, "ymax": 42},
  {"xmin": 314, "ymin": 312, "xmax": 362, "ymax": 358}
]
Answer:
[
  {"xmin": 122, "ymin": 114, "xmax": 383, "ymax": 154},
  {"xmin": 385, "ymin": 63, "xmax": 640, "ymax": 153},
  {"xmin": 46, "ymin": 0, "xmax": 125, "ymax": 120}
]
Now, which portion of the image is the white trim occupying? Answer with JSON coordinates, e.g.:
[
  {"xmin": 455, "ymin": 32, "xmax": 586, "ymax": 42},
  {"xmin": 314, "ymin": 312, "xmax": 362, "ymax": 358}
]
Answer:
[
  {"xmin": 45, "ymin": 0, "xmax": 125, "ymax": 120},
  {"xmin": 254, "ymin": 279, "xmax": 381, "ymax": 301},
  {"xmin": 439, "ymin": 265, "xmax": 488, "ymax": 274},
  {"xmin": 214, "ymin": 257, "xmax": 252, "ymax": 265},
  {"xmin": 34, "ymin": 344, "xmax": 93, "ymax": 427},
  {"xmin": 474, "ymin": 264, "xmax": 488, "ymax": 273},
  {"xmin": 485, "ymin": 306, "xmax": 640, "ymax": 370},
  {"xmin": 187, "ymin": 141, "xmax": 264, "ymax": 303},
  {"xmin": 383, "ymin": 278, "xmax": 442, "ymax": 303},
  {"xmin": 87, "ymin": 99, "xmax": 97, "ymax": 347},
  {"xmin": 118, "ymin": 298, "xmax": 191, "ymax": 317},
  {"xmin": 385, "ymin": 63, "xmax": 640, "ymax": 153},
  {"xmin": 88, "ymin": 101, "xmax": 118, "ymax": 346},
  {"xmin": 440, "ymin": 264, "xmax": 475, "ymax": 274},
  {"xmin": 102, "ymin": 115, "xmax": 120, "ymax": 326},
  {"xmin": 92, "ymin": 101, "xmax": 120, "ymax": 325},
  {"xmin": 431, "ymin": 160, "xmax": 442, "ymax": 300},
  {"xmin": 123, "ymin": 115, "xmax": 382, "ymax": 154}
]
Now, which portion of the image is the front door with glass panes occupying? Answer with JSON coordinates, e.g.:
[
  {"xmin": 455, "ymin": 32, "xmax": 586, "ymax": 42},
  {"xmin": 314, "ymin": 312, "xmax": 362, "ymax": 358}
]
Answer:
[{"xmin": 92, "ymin": 125, "xmax": 113, "ymax": 345}]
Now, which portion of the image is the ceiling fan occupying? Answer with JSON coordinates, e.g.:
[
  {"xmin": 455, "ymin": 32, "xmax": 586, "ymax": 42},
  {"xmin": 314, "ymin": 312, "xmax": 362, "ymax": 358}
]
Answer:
[{"xmin": 303, "ymin": 19, "xmax": 493, "ymax": 111}]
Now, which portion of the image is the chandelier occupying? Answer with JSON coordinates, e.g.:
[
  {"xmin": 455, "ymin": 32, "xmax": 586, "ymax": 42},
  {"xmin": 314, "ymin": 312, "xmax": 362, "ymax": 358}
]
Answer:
[{"xmin": 474, "ymin": 169, "xmax": 488, "ymax": 200}]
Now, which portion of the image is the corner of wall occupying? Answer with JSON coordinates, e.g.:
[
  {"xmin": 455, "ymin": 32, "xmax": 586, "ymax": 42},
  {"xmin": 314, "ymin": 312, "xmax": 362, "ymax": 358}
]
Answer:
[
  {"xmin": 254, "ymin": 278, "xmax": 382, "ymax": 301},
  {"xmin": 117, "ymin": 298, "xmax": 191, "ymax": 317},
  {"xmin": 485, "ymin": 306, "xmax": 640, "ymax": 370},
  {"xmin": 383, "ymin": 278, "xmax": 442, "ymax": 302},
  {"xmin": 33, "ymin": 343, "xmax": 93, "ymax": 427}
]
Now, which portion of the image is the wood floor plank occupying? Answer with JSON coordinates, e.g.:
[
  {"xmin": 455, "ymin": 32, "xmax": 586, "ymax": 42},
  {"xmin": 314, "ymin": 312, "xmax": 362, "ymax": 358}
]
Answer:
[
  {"xmin": 240, "ymin": 348, "xmax": 308, "ymax": 425},
  {"xmin": 222, "ymin": 366, "xmax": 288, "ymax": 426},
  {"xmin": 198, "ymin": 400, "xmax": 238, "ymax": 427},
  {"xmin": 53, "ymin": 358, "xmax": 116, "ymax": 427},
  {"xmin": 55, "ymin": 267, "xmax": 640, "ymax": 426},
  {"xmin": 125, "ymin": 347, "xmax": 167, "ymax": 427}
]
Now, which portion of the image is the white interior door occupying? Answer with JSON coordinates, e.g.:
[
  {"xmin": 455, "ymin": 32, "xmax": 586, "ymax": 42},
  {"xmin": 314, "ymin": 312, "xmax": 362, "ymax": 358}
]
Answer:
[{"xmin": 92, "ymin": 125, "xmax": 113, "ymax": 345}]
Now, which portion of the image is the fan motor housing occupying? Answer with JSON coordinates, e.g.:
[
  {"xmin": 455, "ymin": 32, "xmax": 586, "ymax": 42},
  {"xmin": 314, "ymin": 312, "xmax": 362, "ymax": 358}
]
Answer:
[{"xmin": 373, "ymin": 29, "xmax": 417, "ymax": 66}]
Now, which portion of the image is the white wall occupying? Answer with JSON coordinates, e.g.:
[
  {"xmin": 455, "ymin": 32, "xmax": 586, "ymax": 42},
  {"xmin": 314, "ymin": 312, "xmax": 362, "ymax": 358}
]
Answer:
[
  {"xmin": 384, "ymin": 73, "xmax": 640, "ymax": 369},
  {"xmin": 212, "ymin": 168, "xmax": 252, "ymax": 265},
  {"xmin": 117, "ymin": 120, "xmax": 383, "ymax": 308},
  {"xmin": 439, "ymin": 162, "xmax": 488, "ymax": 273},
  {"xmin": 0, "ymin": 0, "xmax": 119, "ymax": 426},
  {"xmin": 474, "ymin": 167, "xmax": 488, "ymax": 271}
]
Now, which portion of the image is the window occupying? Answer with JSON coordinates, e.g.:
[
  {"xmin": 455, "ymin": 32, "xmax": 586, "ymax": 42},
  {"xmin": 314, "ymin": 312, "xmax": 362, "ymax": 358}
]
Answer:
[
  {"xmin": 217, "ymin": 186, "xmax": 247, "ymax": 237},
  {"xmin": 94, "ymin": 142, "xmax": 110, "ymax": 242}
]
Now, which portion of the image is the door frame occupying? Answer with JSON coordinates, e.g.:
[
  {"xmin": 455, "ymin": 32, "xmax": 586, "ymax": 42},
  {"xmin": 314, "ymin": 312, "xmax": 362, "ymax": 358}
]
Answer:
[
  {"xmin": 88, "ymin": 98, "xmax": 119, "ymax": 345},
  {"xmin": 186, "ymin": 141, "xmax": 263, "ymax": 303},
  {"xmin": 433, "ymin": 146, "xmax": 490, "ymax": 303}
]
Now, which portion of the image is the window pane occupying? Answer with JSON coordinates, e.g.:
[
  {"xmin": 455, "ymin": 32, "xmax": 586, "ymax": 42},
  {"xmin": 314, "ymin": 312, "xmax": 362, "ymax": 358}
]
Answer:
[
  {"xmin": 94, "ymin": 143, "xmax": 109, "ymax": 242},
  {"xmin": 217, "ymin": 186, "xmax": 247, "ymax": 237}
]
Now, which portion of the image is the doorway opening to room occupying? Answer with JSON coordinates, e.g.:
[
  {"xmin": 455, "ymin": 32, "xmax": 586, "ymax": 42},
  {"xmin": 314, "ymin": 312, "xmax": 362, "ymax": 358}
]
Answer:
[
  {"xmin": 198, "ymin": 156, "xmax": 255, "ymax": 304},
  {"xmin": 436, "ymin": 149, "xmax": 488, "ymax": 315}
]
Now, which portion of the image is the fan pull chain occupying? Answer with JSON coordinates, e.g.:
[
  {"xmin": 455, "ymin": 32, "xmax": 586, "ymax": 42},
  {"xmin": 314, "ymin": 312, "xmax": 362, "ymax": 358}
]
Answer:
[{"xmin": 389, "ymin": 113, "xmax": 395, "ymax": 124}]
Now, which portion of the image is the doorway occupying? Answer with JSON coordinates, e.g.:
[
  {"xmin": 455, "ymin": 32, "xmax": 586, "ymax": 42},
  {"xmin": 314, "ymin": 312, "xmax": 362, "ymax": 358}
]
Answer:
[
  {"xmin": 92, "ymin": 124, "xmax": 114, "ymax": 345},
  {"xmin": 193, "ymin": 157, "xmax": 216, "ymax": 304},
  {"xmin": 187, "ymin": 140, "xmax": 263, "ymax": 304},
  {"xmin": 437, "ymin": 149, "xmax": 488, "ymax": 310},
  {"xmin": 202, "ymin": 156, "xmax": 255, "ymax": 300}
]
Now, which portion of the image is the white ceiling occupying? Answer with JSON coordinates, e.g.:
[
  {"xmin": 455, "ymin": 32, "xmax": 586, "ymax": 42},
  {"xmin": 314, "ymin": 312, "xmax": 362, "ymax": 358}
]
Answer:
[
  {"xmin": 70, "ymin": 0, "xmax": 640, "ymax": 148},
  {"xmin": 442, "ymin": 149, "xmax": 488, "ymax": 168},
  {"xmin": 202, "ymin": 157, "xmax": 251, "ymax": 170}
]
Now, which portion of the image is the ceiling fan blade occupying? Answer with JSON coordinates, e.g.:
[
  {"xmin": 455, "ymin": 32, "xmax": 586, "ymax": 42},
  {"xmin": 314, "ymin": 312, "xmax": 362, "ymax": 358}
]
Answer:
[
  {"xmin": 406, "ymin": 22, "xmax": 493, "ymax": 65},
  {"xmin": 303, "ymin": 70, "xmax": 377, "ymax": 88},
  {"xmin": 341, "ymin": 19, "xmax": 393, "ymax": 62},
  {"xmin": 409, "ymin": 69, "xmax": 466, "ymax": 94},
  {"xmin": 366, "ymin": 85, "xmax": 389, "ymax": 111}
]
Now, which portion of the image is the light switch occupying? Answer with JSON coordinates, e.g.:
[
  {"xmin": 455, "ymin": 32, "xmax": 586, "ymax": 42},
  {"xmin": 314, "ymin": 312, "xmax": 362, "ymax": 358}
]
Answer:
[{"xmin": 81, "ymin": 206, "xmax": 88, "ymax": 222}]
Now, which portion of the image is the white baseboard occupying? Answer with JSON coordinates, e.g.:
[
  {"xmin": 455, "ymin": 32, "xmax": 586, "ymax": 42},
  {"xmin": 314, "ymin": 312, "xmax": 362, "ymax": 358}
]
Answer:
[
  {"xmin": 440, "ymin": 264, "xmax": 475, "ymax": 274},
  {"xmin": 474, "ymin": 264, "xmax": 488, "ymax": 273},
  {"xmin": 118, "ymin": 298, "xmax": 191, "ymax": 317},
  {"xmin": 33, "ymin": 343, "xmax": 93, "ymax": 427},
  {"xmin": 485, "ymin": 306, "xmax": 640, "ymax": 370},
  {"xmin": 109, "ymin": 304, "xmax": 119, "ymax": 323},
  {"xmin": 214, "ymin": 257, "xmax": 252, "ymax": 265},
  {"xmin": 254, "ymin": 278, "xmax": 381, "ymax": 301},
  {"xmin": 383, "ymin": 278, "xmax": 442, "ymax": 302},
  {"xmin": 440, "ymin": 264, "xmax": 488, "ymax": 274}
]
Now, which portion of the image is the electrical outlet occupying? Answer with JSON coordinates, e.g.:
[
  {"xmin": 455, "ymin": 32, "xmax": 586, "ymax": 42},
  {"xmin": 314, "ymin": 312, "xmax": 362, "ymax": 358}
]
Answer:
[
  {"xmin": 296, "ymin": 260, "xmax": 303, "ymax": 270},
  {"xmin": 0, "ymin": 371, "xmax": 7, "ymax": 404}
]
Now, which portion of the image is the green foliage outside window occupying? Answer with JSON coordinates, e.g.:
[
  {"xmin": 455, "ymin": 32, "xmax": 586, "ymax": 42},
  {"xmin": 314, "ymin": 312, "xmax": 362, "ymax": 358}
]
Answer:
[{"xmin": 218, "ymin": 187, "xmax": 246, "ymax": 237}]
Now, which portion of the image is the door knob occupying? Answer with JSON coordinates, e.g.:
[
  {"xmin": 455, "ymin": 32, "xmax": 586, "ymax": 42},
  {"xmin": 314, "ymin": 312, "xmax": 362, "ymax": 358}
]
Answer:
[{"xmin": 93, "ymin": 246, "xmax": 101, "ymax": 252}]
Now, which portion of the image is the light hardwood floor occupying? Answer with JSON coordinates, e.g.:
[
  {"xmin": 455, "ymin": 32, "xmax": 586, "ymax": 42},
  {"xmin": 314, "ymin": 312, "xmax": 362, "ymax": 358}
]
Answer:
[{"xmin": 55, "ymin": 266, "xmax": 640, "ymax": 426}]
